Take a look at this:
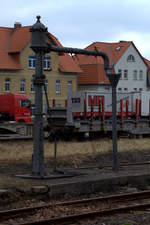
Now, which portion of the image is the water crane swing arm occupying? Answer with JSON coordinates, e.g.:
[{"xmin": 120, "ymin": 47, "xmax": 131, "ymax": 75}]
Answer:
[{"xmin": 46, "ymin": 43, "xmax": 111, "ymax": 74}]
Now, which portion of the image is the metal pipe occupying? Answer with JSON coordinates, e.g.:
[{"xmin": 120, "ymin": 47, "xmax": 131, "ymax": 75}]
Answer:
[{"xmin": 47, "ymin": 44, "xmax": 110, "ymax": 73}]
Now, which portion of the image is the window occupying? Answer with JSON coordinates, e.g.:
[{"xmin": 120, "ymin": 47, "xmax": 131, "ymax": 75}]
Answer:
[
  {"xmin": 43, "ymin": 56, "xmax": 51, "ymax": 70},
  {"xmin": 124, "ymin": 70, "xmax": 128, "ymax": 80},
  {"xmin": 28, "ymin": 55, "xmax": 51, "ymax": 70},
  {"xmin": 67, "ymin": 80, "xmax": 72, "ymax": 93},
  {"xmin": 124, "ymin": 88, "xmax": 128, "ymax": 91},
  {"xmin": 133, "ymin": 88, "xmax": 137, "ymax": 91},
  {"xmin": 118, "ymin": 69, "xmax": 122, "ymax": 79},
  {"xmin": 127, "ymin": 54, "xmax": 135, "ymax": 62},
  {"xmin": 31, "ymin": 79, "xmax": 35, "ymax": 93},
  {"xmin": 139, "ymin": 88, "xmax": 143, "ymax": 91},
  {"xmin": 5, "ymin": 78, "xmax": 10, "ymax": 92},
  {"xmin": 56, "ymin": 80, "xmax": 61, "ymax": 93},
  {"xmin": 44, "ymin": 79, "xmax": 48, "ymax": 93},
  {"xmin": 118, "ymin": 87, "xmax": 122, "ymax": 91},
  {"xmin": 20, "ymin": 99, "xmax": 31, "ymax": 108},
  {"xmin": 105, "ymin": 86, "xmax": 110, "ymax": 90},
  {"xmin": 20, "ymin": 79, "xmax": 26, "ymax": 92},
  {"xmin": 29, "ymin": 56, "xmax": 35, "ymax": 68},
  {"xmin": 133, "ymin": 70, "xmax": 137, "ymax": 80},
  {"xmin": 139, "ymin": 70, "xmax": 143, "ymax": 80}
]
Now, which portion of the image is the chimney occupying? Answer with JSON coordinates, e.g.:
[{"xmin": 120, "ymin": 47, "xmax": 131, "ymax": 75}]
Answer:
[{"xmin": 14, "ymin": 22, "xmax": 22, "ymax": 29}]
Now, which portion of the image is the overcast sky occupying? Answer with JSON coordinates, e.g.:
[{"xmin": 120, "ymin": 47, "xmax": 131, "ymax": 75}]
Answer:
[{"xmin": 1, "ymin": 0, "xmax": 150, "ymax": 59}]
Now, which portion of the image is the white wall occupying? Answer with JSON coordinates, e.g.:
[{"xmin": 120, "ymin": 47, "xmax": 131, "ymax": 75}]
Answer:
[
  {"xmin": 78, "ymin": 84, "xmax": 112, "ymax": 93},
  {"xmin": 78, "ymin": 43, "xmax": 148, "ymax": 94},
  {"xmin": 115, "ymin": 44, "xmax": 148, "ymax": 92}
]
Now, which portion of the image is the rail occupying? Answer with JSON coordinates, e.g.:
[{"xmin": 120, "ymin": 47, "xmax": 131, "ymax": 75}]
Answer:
[{"xmin": 2, "ymin": 190, "xmax": 150, "ymax": 224}]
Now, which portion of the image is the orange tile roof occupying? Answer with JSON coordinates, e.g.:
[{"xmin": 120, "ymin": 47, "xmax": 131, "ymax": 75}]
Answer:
[
  {"xmin": 59, "ymin": 53, "xmax": 82, "ymax": 73},
  {"xmin": 47, "ymin": 32, "xmax": 62, "ymax": 47},
  {"xmin": 74, "ymin": 41, "xmax": 140, "ymax": 85},
  {"xmin": 47, "ymin": 32, "xmax": 82, "ymax": 73},
  {"xmin": 0, "ymin": 27, "xmax": 23, "ymax": 69},
  {"xmin": 8, "ymin": 26, "xmax": 31, "ymax": 53},
  {"xmin": 0, "ymin": 24, "xmax": 81, "ymax": 73},
  {"xmin": 87, "ymin": 41, "xmax": 132, "ymax": 65},
  {"xmin": 78, "ymin": 64, "xmax": 109, "ymax": 84},
  {"xmin": 144, "ymin": 57, "xmax": 150, "ymax": 67}
]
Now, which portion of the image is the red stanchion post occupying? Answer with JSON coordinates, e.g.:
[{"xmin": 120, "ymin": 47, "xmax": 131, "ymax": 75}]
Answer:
[
  {"xmin": 120, "ymin": 99, "xmax": 123, "ymax": 122},
  {"xmin": 53, "ymin": 99, "xmax": 56, "ymax": 107},
  {"xmin": 126, "ymin": 99, "xmax": 129, "ymax": 119}
]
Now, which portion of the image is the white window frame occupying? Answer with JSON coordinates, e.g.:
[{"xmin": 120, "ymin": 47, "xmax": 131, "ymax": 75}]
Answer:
[
  {"xmin": 124, "ymin": 70, "xmax": 128, "ymax": 80},
  {"xmin": 67, "ymin": 80, "xmax": 72, "ymax": 92},
  {"xmin": 133, "ymin": 70, "xmax": 137, "ymax": 80},
  {"xmin": 30, "ymin": 79, "xmax": 35, "ymax": 93},
  {"xmin": 29, "ymin": 55, "xmax": 51, "ymax": 70},
  {"xmin": 105, "ymin": 86, "xmax": 110, "ymax": 91},
  {"xmin": 44, "ymin": 79, "xmax": 48, "ymax": 93},
  {"xmin": 5, "ymin": 78, "xmax": 10, "ymax": 92},
  {"xmin": 28, "ymin": 56, "xmax": 35, "ymax": 68},
  {"xmin": 56, "ymin": 80, "xmax": 61, "ymax": 94},
  {"xmin": 43, "ymin": 56, "xmax": 51, "ymax": 70},
  {"xmin": 127, "ymin": 54, "xmax": 135, "ymax": 62},
  {"xmin": 20, "ymin": 79, "xmax": 26, "ymax": 92},
  {"xmin": 139, "ymin": 70, "xmax": 143, "ymax": 80},
  {"xmin": 118, "ymin": 69, "xmax": 122, "ymax": 79}
]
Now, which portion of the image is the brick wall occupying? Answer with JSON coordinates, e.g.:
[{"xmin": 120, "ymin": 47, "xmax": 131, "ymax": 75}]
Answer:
[{"xmin": 0, "ymin": 39, "xmax": 78, "ymax": 105}]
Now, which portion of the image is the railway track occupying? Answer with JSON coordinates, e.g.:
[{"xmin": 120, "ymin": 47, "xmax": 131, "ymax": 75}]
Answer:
[
  {"xmin": 0, "ymin": 134, "xmax": 33, "ymax": 140},
  {"xmin": 61, "ymin": 160, "xmax": 150, "ymax": 171},
  {"xmin": 2, "ymin": 190, "xmax": 150, "ymax": 224}
]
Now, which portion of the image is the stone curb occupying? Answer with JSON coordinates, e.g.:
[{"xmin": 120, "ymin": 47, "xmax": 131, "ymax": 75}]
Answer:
[{"xmin": 1, "ymin": 173, "xmax": 150, "ymax": 200}]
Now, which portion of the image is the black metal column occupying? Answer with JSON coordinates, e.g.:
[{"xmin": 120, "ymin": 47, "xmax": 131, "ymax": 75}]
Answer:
[
  {"xmin": 32, "ymin": 52, "xmax": 45, "ymax": 176},
  {"xmin": 30, "ymin": 16, "xmax": 48, "ymax": 177},
  {"xmin": 107, "ymin": 74, "xmax": 121, "ymax": 172},
  {"xmin": 112, "ymin": 85, "xmax": 118, "ymax": 171}
]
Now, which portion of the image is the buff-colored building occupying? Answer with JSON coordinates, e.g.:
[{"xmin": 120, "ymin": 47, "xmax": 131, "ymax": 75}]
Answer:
[{"xmin": 0, "ymin": 22, "xmax": 82, "ymax": 107}]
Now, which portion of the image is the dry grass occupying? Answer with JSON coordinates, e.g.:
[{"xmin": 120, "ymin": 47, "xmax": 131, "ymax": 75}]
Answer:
[
  {"xmin": 0, "ymin": 138, "xmax": 150, "ymax": 167},
  {"xmin": 0, "ymin": 138, "xmax": 150, "ymax": 190}
]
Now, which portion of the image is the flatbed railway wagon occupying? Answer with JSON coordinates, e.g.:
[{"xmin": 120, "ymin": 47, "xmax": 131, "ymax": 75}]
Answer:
[{"xmin": 46, "ymin": 91, "xmax": 150, "ymax": 140}]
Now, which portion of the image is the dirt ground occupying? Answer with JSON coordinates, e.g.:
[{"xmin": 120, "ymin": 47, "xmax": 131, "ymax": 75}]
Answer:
[
  {"xmin": 1, "ymin": 138, "xmax": 150, "ymax": 224},
  {"xmin": 0, "ymin": 137, "xmax": 150, "ymax": 188}
]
